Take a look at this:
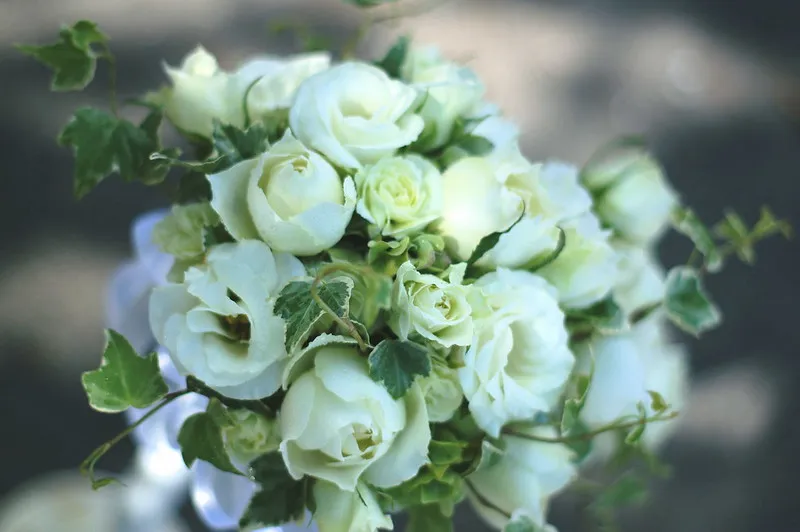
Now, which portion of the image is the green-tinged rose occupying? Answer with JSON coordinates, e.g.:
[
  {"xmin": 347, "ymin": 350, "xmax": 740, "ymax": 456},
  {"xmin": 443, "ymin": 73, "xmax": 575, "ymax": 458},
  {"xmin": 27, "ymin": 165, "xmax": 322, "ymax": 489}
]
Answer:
[
  {"xmin": 367, "ymin": 234, "xmax": 448, "ymax": 276},
  {"xmin": 151, "ymin": 203, "xmax": 219, "ymax": 259},
  {"xmin": 355, "ymin": 155, "xmax": 443, "ymax": 238},
  {"xmin": 208, "ymin": 130, "xmax": 356, "ymax": 256},
  {"xmin": 280, "ymin": 341, "xmax": 431, "ymax": 491},
  {"xmin": 418, "ymin": 359, "xmax": 463, "ymax": 423},
  {"xmin": 222, "ymin": 409, "xmax": 280, "ymax": 464},
  {"xmin": 159, "ymin": 47, "xmax": 243, "ymax": 137},
  {"xmin": 467, "ymin": 426, "xmax": 576, "ymax": 530},
  {"xmin": 390, "ymin": 262, "xmax": 473, "ymax": 348},
  {"xmin": 582, "ymin": 148, "xmax": 678, "ymax": 245},
  {"xmin": 313, "ymin": 481, "xmax": 394, "ymax": 532}
]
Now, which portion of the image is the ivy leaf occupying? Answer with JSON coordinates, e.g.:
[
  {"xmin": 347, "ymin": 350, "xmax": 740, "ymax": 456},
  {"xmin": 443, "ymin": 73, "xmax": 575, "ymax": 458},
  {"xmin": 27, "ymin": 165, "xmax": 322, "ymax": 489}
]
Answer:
[
  {"xmin": 664, "ymin": 266, "xmax": 721, "ymax": 336},
  {"xmin": 375, "ymin": 35, "xmax": 410, "ymax": 78},
  {"xmin": 715, "ymin": 207, "xmax": 792, "ymax": 265},
  {"xmin": 671, "ymin": 208, "xmax": 722, "ymax": 273},
  {"xmin": 17, "ymin": 20, "xmax": 108, "ymax": 91},
  {"xmin": 466, "ymin": 211, "xmax": 525, "ymax": 268},
  {"xmin": 59, "ymin": 107, "xmax": 174, "ymax": 198},
  {"xmin": 368, "ymin": 339, "xmax": 431, "ymax": 399},
  {"xmin": 211, "ymin": 121, "xmax": 269, "ymax": 168},
  {"xmin": 567, "ymin": 297, "xmax": 628, "ymax": 335},
  {"xmin": 240, "ymin": 453, "xmax": 309, "ymax": 530},
  {"xmin": 274, "ymin": 277, "xmax": 354, "ymax": 352},
  {"xmin": 80, "ymin": 329, "xmax": 168, "ymax": 413},
  {"xmin": 406, "ymin": 504, "xmax": 453, "ymax": 532},
  {"xmin": 177, "ymin": 409, "xmax": 241, "ymax": 476}
]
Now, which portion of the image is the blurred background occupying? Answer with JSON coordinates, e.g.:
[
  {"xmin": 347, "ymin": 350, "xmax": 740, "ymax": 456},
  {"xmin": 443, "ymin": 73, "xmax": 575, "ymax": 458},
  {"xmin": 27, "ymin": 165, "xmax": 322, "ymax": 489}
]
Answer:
[{"xmin": 0, "ymin": 0, "xmax": 798, "ymax": 530}]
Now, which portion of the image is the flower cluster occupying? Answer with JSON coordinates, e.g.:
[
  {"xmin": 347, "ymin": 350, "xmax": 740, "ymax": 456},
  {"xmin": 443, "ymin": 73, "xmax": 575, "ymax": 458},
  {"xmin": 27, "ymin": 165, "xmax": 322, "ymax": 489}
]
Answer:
[{"xmin": 21, "ymin": 17, "xmax": 789, "ymax": 532}]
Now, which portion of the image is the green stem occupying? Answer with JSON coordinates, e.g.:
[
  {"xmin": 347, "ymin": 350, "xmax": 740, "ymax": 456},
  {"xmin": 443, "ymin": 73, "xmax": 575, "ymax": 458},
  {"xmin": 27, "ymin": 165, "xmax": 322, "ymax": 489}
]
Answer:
[
  {"xmin": 80, "ymin": 389, "xmax": 191, "ymax": 488},
  {"xmin": 504, "ymin": 411, "xmax": 679, "ymax": 444},
  {"xmin": 186, "ymin": 376, "xmax": 274, "ymax": 418},
  {"xmin": 464, "ymin": 479, "xmax": 511, "ymax": 519}
]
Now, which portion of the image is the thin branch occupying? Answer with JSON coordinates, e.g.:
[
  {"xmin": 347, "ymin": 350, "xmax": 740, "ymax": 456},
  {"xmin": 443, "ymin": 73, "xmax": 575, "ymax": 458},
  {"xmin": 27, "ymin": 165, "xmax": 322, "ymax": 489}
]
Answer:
[{"xmin": 503, "ymin": 411, "xmax": 679, "ymax": 444}]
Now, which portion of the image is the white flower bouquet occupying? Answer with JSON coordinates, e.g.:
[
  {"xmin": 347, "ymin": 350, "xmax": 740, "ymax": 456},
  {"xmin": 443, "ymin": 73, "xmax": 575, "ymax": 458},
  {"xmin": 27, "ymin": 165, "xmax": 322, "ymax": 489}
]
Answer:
[{"xmin": 18, "ymin": 3, "xmax": 790, "ymax": 531}]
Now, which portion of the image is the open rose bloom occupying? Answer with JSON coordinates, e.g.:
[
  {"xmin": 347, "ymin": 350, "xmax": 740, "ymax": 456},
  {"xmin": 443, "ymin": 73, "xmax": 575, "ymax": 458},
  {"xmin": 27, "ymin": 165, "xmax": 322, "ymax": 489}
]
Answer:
[{"xmin": 25, "ymin": 13, "xmax": 781, "ymax": 532}]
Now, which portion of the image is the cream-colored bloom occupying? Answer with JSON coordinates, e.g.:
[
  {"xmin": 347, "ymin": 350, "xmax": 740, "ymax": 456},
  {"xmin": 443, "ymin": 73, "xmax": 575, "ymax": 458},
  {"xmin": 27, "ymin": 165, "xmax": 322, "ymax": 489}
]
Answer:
[
  {"xmin": 355, "ymin": 155, "xmax": 443, "ymax": 238},
  {"xmin": 418, "ymin": 360, "xmax": 464, "ymax": 423},
  {"xmin": 458, "ymin": 269, "xmax": 574, "ymax": 437},
  {"xmin": 151, "ymin": 203, "xmax": 219, "ymax": 259},
  {"xmin": 583, "ymin": 149, "xmax": 678, "ymax": 244},
  {"xmin": 208, "ymin": 131, "xmax": 355, "ymax": 256},
  {"xmin": 468, "ymin": 426, "xmax": 577, "ymax": 530},
  {"xmin": 313, "ymin": 481, "xmax": 394, "ymax": 532},
  {"xmin": 149, "ymin": 240, "xmax": 305, "ymax": 399},
  {"xmin": 612, "ymin": 239, "xmax": 665, "ymax": 316},
  {"xmin": 390, "ymin": 262, "xmax": 473, "ymax": 348},
  {"xmin": 222, "ymin": 409, "xmax": 280, "ymax": 464},
  {"xmin": 289, "ymin": 63, "xmax": 424, "ymax": 169},
  {"xmin": 280, "ymin": 341, "xmax": 431, "ymax": 491},
  {"xmin": 400, "ymin": 46, "xmax": 484, "ymax": 149}
]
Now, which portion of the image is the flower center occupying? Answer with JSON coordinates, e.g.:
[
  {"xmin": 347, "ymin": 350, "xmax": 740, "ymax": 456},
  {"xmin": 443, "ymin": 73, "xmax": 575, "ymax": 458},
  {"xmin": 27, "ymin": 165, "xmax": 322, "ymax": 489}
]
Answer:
[{"xmin": 220, "ymin": 314, "xmax": 251, "ymax": 342}]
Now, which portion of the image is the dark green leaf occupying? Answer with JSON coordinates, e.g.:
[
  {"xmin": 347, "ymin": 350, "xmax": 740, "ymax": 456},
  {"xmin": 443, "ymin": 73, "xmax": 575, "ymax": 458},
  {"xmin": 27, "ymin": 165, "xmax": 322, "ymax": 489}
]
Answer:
[
  {"xmin": 177, "ymin": 411, "xmax": 241, "ymax": 475},
  {"xmin": 368, "ymin": 339, "xmax": 431, "ymax": 399},
  {"xmin": 526, "ymin": 227, "xmax": 567, "ymax": 271},
  {"xmin": 567, "ymin": 297, "xmax": 628, "ymax": 335},
  {"xmin": 274, "ymin": 277, "xmax": 353, "ymax": 352},
  {"xmin": 16, "ymin": 20, "xmax": 108, "ymax": 91},
  {"xmin": 176, "ymin": 171, "xmax": 213, "ymax": 204},
  {"xmin": 595, "ymin": 473, "xmax": 649, "ymax": 509},
  {"xmin": 671, "ymin": 208, "xmax": 723, "ymax": 272},
  {"xmin": 150, "ymin": 152, "xmax": 225, "ymax": 174},
  {"xmin": 406, "ymin": 504, "xmax": 453, "ymax": 532},
  {"xmin": 211, "ymin": 121, "xmax": 269, "ymax": 168},
  {"xmin": 455, "ymin": 135, "xmax": 494, "ymax": 156},
  {"xmin": 664, "ymin": 266, "xmax": 721, "ymax": 336},
  {"xmin": 466, "ymin": 211, "xmax": 525, "ymax": 267},
  {"xmin": 59, "ymin": 107, "xmax": 172, "ymax": 198},
  {"xmin": 240, "ymin": 453, "xmax": 308, "ymax": 530},
  {"xmin": 464, "ymin": 439, "xmax": 504, "ymax": 476},
  {"xmin": 80, "ymin": 329, "xmax": 168, "ymax": 413},
  {"xmin": 429, "ymin": 440, "xmax": 467, "ymax": 467},
  {"xmin": 375, "ymin": 35, "xmax": 410, "ymax": 78}
]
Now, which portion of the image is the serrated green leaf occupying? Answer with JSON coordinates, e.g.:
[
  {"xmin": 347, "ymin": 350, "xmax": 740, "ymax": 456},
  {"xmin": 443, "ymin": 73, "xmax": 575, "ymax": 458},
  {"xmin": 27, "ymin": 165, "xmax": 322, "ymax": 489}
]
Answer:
[
  {"xmin": 429, "ymin": 440, "xmax": 467, "ymax": 467},
  {"xmin": 406, "ymin": 504, "xmax": 453, "ymax": 532},
  {"xmin": 671, "ymin": 208, "xmax": 723, "ymax": 272},
  {"xmin": 274, "ymin": 278, "xmax": 354, "ymax": 352},
  {"xmin": 17, "ymin": 20, "xmax": 108, "ymax": 91},
  {"xmin": 466, "ymin": 211, "xmax": 525, "ymax": 268},
  {"xmin": 240, "ymin": 453, "xmax": 308, "ymax": 530},
  {"xmin": 368, "ymin": 340, "xmax": 431, "ymax": 399},
  {"xmin": 211, "ymin": 120, "xmax": 269, "ymax": 168},
  {"xmin": 59, "ymin": 107, "xmax": 173, "ymax": 198},
  {"xmin": 150, "ymin": 152, "xmax": 225, "ymax": 174},
  {"xmin": 375, "ymin": 35, "xmax": 410, "ymax": 78},
  {"xmin": 664, "ymin": 266, "xmax": 721, "ymax": 336},
  {"xmin": 80, "ymin": 329, "xmax": 168, "ymax": 413},
  {"xmin": 177, "ymin": 411, "xmax": 241, "ymax": 475}
]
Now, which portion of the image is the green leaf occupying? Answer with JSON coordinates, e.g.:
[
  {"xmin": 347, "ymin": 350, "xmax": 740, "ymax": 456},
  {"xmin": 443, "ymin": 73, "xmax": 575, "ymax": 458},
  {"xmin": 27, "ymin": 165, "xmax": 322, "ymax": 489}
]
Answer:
[
  {"xmin": 406, "ymin": 504, "xmax": 453, "ymax": 532},
  {"xmin": 454, "ymin": 135, "xmax": 494, "ymax": 156},
  {"xmin": 177, "ymin": 410, "xmax": 241, "ymax": 476},
  {"xmin": 664, "ymin": 266, "xmax": 721, "ymax": 336},
  {"xmin": 211, "ymin": 121, "xmax": 269, "ymax": 168},
  {"xmin": 504, "ymin": 514, "xmax": 539, "ymax": 532},
  {"xmin": 648, "ymin": 390, "xmax": 669, "ymax": 413},
  {"xmin": 240, "ymin": 453, "xmax": 309, "ymax": 530},
  {"xmin": 17, "ymin": 20, "xmax": 108, "ymax": 91},
  {"xmin": 671, "ymin": 208, "xmax": 723, "ymax": 272},
  {"xmin": 525, "ymin": 227, "xmax": 566, "ymax": 271},
  {"xmin": 567, "ymin": 297, "xmax": 628, "ymax": 335},
  {"xmin": 80, "ymin": 329, "xmax": 168, "ymax": 413},
  {"xmin": 375, "ymin": 35, "xmax": 410, "ymax": 78},
  {"xmin": 466, "ymin": 211, "xmax": 525, "ymax": 267},
  {"xmin": 274, "ymin": 277, "xmax": 354, "ymax": 352},
  {"xmin": 59, "ymin": 107, "xmax": 173, "ymax": 198},
  {"xmin": 429, "ymin": 440, "xmax": 467, "ymax": 468},
  {"xmin": 464, "ymin": 439, "xmax": 505, "ymax": 476},
  {"xmin": 715, "ymin": 207, "xmax": 793, "ymax": 265},
  {"xmin": 368, "ymin": 339, "xmax": 431, "ymax": 399},
  {"xmin": 595, "ymin": 473, "xmax": 649, "ymax": 509}
]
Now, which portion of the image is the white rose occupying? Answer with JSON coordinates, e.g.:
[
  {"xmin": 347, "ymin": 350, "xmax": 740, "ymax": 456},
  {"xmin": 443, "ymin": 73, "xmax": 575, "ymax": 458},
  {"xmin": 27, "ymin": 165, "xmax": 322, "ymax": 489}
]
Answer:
[
  {"xmin": 234, "ymin": 52, "xmax": 331, "ymax": 120},
  {"xmin": 458, "ymin": 269, "xmax": 574, "ymax": 437},
  {"xmin": 149, "ymin": 240, "xmax": 305, "ymax": 399},
  {"xmin": 536, "ymin": 213, "xmax": 617, "ymax": 309},
  {"xmin": 467, "ymin": 426, "xmax": 577, "ymax": 530},
  {"xmin": 577, "ymin": 317, "xmax": 688, "ymax": 452},
  {"xmin": 160, "ymin": 47, "xmax": 242, "ymax": 137},
  {"xmin": 439, "ymin": 146, "xmax": 593, "ymax": 268},
  {"xmin": 418, "ymin": 359, "xmax": 464, "ymax": 423},
  {"xmin": 583, "ymin": 150, "xmax": 678, "ymax": 244},
  {"xmin": 390, "ymin": 262, "xmax": 473, "ymax": 348},
  {"xmin": 208, "ymin": 130, "xmax": 356, "ymax": 256},
  {"xmin": 280, "ymin": 341, "xmax": 431, "ymax": 491},
  {"xmin": 355, "ymin": 155, "xmax": 443, "ymax": 238},
  {"xmin": 289, "ymin": 63, "xmax": 424, "ymax": 169},
  {"xmin": 400, "ymin": 46, "xmax": 484, "ymax": 149},
  {"xmin": 221, "ymin": 409, "xmax": 280, "ymax": 465},
  {"xmin": 313, "ymin": 481, "xmax": 393, "ymax": 532},
  {"xmin": 612, "ymin": 240, "xmax": 665, "ymax": 316}
]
